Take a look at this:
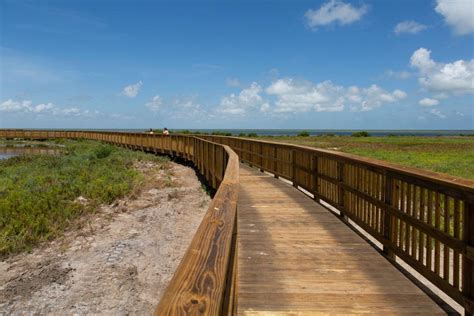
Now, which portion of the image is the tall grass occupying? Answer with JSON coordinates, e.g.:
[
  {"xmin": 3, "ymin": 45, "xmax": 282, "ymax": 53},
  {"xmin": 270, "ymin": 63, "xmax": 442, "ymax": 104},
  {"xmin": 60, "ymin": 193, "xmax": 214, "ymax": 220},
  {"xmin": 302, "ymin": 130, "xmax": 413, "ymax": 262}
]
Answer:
[
  {"xmin": 0, "ymin": 139, "xmax": 168, "ymax": 256},
  {"xmin": 258, "ymin": 135, "xmax": 474, "ymax": 179}
]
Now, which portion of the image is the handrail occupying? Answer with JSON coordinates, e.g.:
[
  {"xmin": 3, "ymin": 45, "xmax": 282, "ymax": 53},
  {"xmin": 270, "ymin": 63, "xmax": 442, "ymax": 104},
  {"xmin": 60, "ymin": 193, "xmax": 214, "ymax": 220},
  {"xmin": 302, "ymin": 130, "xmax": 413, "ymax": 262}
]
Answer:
[
  {"xmin": 0, "ymin": 129, "xmax": 239, "ymax": 315},
  {"xmin": 197, "ymin": 134, "xmax": 474, "ymax": 314}
]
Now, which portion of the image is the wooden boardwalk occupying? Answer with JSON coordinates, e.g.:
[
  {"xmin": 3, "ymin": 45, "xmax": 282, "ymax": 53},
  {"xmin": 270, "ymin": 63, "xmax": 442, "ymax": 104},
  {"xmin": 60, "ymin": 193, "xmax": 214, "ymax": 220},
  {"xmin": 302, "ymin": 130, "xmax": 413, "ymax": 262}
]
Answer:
[{"xmin": 237, "ymin": 164, "xmax": 445, "ymax": 315}]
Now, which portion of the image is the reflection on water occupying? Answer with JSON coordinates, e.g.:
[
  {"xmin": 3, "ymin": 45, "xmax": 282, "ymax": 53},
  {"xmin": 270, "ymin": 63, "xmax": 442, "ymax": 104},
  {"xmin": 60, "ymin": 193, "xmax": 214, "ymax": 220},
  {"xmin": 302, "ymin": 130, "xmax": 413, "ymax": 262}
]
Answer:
[{"xmin": 0, "ymin": 147, "xmax": 62, "ymax": 160}]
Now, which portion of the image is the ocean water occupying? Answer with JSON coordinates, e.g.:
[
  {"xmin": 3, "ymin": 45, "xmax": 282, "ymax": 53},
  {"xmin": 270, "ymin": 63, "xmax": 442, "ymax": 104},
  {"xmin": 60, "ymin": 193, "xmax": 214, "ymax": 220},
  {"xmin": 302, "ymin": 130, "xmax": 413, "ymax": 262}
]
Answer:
[
  {"xmin": 3, "ymin": 129, "xmax": 473, "ymax": 137},
  {"xmin": 113, "ymin": 129, "xmax": 474, "ymax": 137}
]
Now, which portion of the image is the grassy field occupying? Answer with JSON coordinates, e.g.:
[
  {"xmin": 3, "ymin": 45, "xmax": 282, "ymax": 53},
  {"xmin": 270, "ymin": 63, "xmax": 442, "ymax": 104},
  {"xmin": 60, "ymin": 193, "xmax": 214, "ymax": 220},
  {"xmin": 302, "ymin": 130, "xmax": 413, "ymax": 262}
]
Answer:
[
  {"xmin": 257, "ymin": 135, "xmax": 474, "ymax": 180},
  {"xmin": 0, "ymin": 139, "xmax": 168, "ymax": 256}
]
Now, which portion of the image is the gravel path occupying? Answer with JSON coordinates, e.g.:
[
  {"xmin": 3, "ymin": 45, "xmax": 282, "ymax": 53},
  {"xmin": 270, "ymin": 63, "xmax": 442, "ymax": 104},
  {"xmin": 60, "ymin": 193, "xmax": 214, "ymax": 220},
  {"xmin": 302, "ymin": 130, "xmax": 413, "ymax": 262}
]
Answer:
[{"xmin": 0, "ymin": 161, "xmax": 210, "ymax": 315}]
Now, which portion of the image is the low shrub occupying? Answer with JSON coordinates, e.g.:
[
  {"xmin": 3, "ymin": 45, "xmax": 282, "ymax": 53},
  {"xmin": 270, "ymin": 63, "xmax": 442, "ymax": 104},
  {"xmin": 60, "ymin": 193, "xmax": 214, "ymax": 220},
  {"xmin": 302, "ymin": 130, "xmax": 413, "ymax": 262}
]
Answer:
[
  {"xmin": 352, "ymin": 131, "xmax": 370, "ymax": 137},
  {"xmin": 0, "ymin": 139, "xmax": 167, "ymax": 256}
]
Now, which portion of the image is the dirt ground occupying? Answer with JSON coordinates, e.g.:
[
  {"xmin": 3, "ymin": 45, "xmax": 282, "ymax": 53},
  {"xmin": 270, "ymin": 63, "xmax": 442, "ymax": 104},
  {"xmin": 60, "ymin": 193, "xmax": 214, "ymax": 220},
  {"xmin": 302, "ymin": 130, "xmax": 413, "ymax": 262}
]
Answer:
[{"xmin": 0, "ymin": 160, "xmax": 210, "ymax": 315}]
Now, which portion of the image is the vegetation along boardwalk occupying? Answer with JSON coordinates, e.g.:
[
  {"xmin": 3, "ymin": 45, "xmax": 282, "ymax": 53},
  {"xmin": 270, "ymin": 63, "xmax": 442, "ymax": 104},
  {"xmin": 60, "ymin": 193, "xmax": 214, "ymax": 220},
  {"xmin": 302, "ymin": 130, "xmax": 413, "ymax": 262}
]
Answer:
[{"xmin": 1, "ymin": 130, "xmax": 474, "ymax": 315}]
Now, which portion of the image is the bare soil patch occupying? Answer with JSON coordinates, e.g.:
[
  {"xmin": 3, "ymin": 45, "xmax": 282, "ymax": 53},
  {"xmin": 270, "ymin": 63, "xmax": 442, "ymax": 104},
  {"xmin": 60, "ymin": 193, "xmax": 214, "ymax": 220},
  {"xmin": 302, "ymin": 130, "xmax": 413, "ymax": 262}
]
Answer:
[{"xmin": 0, "ymin": 160, "xmax": 210, "ymax": 314}]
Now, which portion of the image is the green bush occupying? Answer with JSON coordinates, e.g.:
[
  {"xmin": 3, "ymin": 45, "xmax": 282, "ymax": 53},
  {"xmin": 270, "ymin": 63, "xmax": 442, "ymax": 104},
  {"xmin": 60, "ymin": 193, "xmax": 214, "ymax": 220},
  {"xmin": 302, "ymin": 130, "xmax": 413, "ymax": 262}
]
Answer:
[
  {"xmin": 211, "ymin": 131, "xmax": 233, "ymax": 136},
  {"xmin": 352, "ymin": 131, "xmax": 370, "ymax": 137},
  {"xmin": 94, "ymin": 145, "xmax": 113, "ymax": 159},
  {"xmin": 297, "ymin": 131, "xmax": 310, "ymax": 137},
  {"xmin": 0, "ymin": 139, "xmax": 167, "ymax": 256}
]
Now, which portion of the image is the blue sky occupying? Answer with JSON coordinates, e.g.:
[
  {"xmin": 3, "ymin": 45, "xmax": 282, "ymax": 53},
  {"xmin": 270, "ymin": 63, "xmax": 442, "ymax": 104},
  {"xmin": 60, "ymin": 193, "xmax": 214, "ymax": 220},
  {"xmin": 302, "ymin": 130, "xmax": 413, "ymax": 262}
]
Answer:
[{"xmin": 1, "ymin": 0, "xmax": 473, "ymax": 129}]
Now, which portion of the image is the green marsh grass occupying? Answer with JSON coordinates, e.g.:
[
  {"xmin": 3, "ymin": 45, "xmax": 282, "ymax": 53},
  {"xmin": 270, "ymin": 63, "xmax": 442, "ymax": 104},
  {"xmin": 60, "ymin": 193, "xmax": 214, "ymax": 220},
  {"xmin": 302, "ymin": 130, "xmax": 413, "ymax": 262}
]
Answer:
[
  {"xmin": 257, "ymin": 135, "xmax": 474, "ymax": 179},
  {"xmin": 0, "ymin": 139, "xmax": 168, "ymax": 256}
]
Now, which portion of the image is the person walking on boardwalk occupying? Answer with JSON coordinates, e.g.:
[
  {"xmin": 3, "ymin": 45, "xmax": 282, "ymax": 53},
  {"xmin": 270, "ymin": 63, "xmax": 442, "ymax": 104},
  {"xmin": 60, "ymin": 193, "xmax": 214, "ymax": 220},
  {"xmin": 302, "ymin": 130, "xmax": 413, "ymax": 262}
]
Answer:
[
  {"xmin": 162, "ymin": 127, "xmax": 169, "ymax": 136},
  {"xmin": 148, "ymin": 128, "xmax": 154, "ymax": 135}
]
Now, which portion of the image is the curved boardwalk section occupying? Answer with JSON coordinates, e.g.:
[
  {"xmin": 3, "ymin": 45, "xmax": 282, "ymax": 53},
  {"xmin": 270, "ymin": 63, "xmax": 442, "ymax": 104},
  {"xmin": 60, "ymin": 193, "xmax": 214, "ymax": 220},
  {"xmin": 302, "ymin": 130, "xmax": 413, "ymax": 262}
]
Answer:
[{"xmin": 237, "ymin": 165, "xmax": 444, "ymax": 315}]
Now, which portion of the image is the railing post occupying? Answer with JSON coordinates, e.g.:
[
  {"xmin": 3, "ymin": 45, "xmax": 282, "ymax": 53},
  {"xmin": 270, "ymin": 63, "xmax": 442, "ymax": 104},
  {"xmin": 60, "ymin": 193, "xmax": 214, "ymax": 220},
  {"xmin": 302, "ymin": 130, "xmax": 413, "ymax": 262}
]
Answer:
[
  {"xmin": 292, "ymin": 149, "xmax": 297, "ymax": 188},
  {"xmin": 311, "ymin": 155, "xmax": 319, "ymax": 201},
  {"xmin": 259, "ymin": 143, "xmax": 264, "ymax": 172},
  {"xmin": 383, "ymin": 172, "xmax": 395, "ymax": 259},
  {"xmin": 273, "ymin": 146, "xmax": 278, "ymax": 178},
  {"xmin": 337, "ymin": 161, "xmax": 346, "ymax": 221},
  {"xmin": 463, "ymin": 201, "xmax": 474, "ymax": 316}
]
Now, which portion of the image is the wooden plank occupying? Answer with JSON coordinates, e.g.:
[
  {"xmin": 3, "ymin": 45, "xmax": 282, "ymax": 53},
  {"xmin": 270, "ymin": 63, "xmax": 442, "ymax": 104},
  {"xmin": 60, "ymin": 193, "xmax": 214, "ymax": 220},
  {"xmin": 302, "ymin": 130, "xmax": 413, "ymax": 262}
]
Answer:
[{"xmin": 237, "ymin": 164, "xmax": 444, "ymax": 315}]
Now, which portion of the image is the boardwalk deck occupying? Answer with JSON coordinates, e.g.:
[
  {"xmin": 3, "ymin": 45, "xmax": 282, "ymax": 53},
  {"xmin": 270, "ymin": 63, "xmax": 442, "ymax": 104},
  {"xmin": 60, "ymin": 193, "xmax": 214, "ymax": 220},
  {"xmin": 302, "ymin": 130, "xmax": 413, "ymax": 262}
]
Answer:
[{"xmin": 237, "ymin": 164, "xmax": 446, "ymax": 315}]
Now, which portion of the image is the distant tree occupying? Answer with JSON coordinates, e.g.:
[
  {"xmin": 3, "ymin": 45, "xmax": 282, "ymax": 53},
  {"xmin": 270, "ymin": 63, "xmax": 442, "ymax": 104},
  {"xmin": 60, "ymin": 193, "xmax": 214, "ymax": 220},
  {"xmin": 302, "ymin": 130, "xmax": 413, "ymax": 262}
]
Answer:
[
  {"xmin": 297, "ymin": 131, "xmax": 310, "ymax": 137},
  {"xmin": 351, "ymin": 131, "xmax": 370, "ymax": 137}
]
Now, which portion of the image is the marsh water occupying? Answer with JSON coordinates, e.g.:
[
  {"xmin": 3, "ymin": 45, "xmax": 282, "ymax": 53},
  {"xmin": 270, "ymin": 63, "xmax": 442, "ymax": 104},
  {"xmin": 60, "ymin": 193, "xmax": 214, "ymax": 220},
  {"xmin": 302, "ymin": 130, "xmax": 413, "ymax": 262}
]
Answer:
[{"xmin": 0, "ymin": 146, "xmax": 62, "ymax": 160}]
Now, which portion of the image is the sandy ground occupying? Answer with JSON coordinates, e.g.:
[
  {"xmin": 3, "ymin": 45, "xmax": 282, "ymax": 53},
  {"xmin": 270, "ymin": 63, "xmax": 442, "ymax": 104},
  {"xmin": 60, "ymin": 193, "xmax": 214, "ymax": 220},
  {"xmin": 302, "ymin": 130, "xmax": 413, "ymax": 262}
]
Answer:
[{"xmin": 0, "ymin": 160, "xmax": 210, "ymax": 315}]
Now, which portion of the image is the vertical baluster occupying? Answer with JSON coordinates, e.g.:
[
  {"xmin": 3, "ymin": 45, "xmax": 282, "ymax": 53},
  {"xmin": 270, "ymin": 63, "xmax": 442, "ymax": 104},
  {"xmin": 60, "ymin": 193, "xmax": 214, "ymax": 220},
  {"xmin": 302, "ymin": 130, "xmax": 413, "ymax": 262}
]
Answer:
[
  {"xmin": 393, "ymin": 180, "xmax": 400, "ymax": 248},
  {"xmin": 453, "ymin": 199, "xmax": 460, "ymax": 289},
  {"xmin": 444, "ymin": 195, "xmax": 450, "ymax": 282},
  {"xmin": 400, "ymin": 182, "xmax": 406, "ymax": 251},
  {"xmin": 418, "ymin": 188, "xmax": 426, "ymax": 264},
  {"xmin": 383, "ymin": 173, "xmax": 393, "ymax": 257},
  {"xmin": 435, "ymin": 192, "xmax": 441, "ymax": 276},
  {"xmin": 427, "ymin": 190, "xmax": 433, "ymax": 270}
]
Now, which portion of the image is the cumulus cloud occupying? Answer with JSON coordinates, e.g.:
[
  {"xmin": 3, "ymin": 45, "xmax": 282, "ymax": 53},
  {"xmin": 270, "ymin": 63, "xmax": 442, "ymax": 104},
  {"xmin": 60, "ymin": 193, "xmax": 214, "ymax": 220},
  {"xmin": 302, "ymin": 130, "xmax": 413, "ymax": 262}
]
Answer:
[
  {"xmin": 0, "ymin": 99, "xmax": 97, "ymax": 118},
  {"xmin": 410, "ymin": 47, "xmax": 474, "ymax": 94},
  {"xmin": 145, "ymin": 95, "xmax": 162, "ymax": 112},
  {"xmin": 0, "ymin": 99, "xmax": 34, "ymax": 113},
  {"xmin": 266, "ymin": 79, "xmax": 345, "ymax": 113},
  {"xmin": 419, "ymin": 98, "xmax": 440, "ymax": 106},
  {"xmin": 384, "ymin": 70, "xmax": 412, "ymax": 80},
  {"xmin": 435, "ymin": 0, "xmax": 474, "ymax": 35},
  {"xmin": 356, "ymin": 85, "xmax": 406, "ymax": 111},
  {"xmin": 170, "ymin": 97, "xmax": 208, "ymax": 119},
  {"xmin": 226, "ymin": 77, "xmax": 241, "ymax": 87},
  {"xmin": 217, "ymin": 82, "xmax": 269, "ymax": 115},
  {"xmin": 394, "ymin": 20, "xmax": 427, "ymax": 35},
  {"xmin": 430, "ymin": 108, "xmax": 447, "ymax": 119},
  {"xmin": 121, "ymin": 81, "xmax": 142, "ymax": 98},
  {"xmin": 304, "ymin": 0, "xmax": 368, "ymax": 29},
  {"xmin": 265, "ymin": 79, "xmax": 406, "ymax": 113}
]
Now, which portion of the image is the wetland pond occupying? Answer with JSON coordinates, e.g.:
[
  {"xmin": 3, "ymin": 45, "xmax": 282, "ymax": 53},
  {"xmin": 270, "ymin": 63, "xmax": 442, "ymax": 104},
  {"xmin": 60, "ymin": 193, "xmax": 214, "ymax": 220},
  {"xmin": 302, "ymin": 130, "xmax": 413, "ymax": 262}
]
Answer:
[{"xmin": 0, "ymin": 144, "xmax": 63, "ymax": 160}]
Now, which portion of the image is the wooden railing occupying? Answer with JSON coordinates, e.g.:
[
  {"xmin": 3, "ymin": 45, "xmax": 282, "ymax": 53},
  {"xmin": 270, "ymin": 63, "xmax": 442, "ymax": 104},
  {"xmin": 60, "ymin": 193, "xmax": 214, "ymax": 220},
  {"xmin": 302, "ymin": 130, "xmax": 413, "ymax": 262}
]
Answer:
[
  {"xmin": 0, "ymin": 130, "xmax": 239, "ymax": 315},
  {"xmin": 199, "ymin": 134, "xmax": 474, "ymax": 314}
]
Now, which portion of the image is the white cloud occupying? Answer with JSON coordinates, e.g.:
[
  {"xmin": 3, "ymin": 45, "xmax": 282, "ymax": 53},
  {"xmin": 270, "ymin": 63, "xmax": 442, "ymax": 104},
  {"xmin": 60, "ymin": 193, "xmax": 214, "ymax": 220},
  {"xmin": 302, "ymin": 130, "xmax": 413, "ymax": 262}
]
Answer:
[
  {"xmin": 430, "ymin": 108, "xmax": 447, "ymax": 119},
  {"xmin": 217, "ymin": 82, "xmax": 269, "ymax": 115},
  {"xmin": 419, "ymin": 98, "xmax": 440, "ymax": 106},
  {"xmin": 0, "ymin": 99, "xmax": 57, "ymax": 114},
  {"xmin": 121, "ymin": 81, "xmax": 142, "ymax": 98},
  {"xmin": 304, "ymin": 0, "xmax": 368, "ymax": 29},
  {"xmin": 435, "ymin": 0, "xmax": 474, "ymax": 35},
  {"xmin": 356, "ymin": 85, "xmax": 406, "ymax": 111},
  {"xmin": 226, "ymin": 77, "xmax": 241, "ymax": 87},
  {"xmin": 266, "ymin": 79, "xmax": 345, "ymax": 113},
  {"xmin": 394, "ymin": 20, "xmax": 427, "ymax": 35},
  {"xmin": 0, "ymin": 99, "xmax": 33, "ymax": 112},
  {"xmin": 0, "ymin": 99, "xmax": 97, "ymax": 118},
  {"xmin": 410, "ymin": 47, "xmax": 474, "ymax": 94},
  {"xmin": 384, "ymin": 70, "xmax": 412, "ymax": 79},
  {"xmin": 171, "ymin": 97, "xmax": 208, "ymax": 119},
  {"xmin": 54, "ymin": 107, "xmax": 97, "ymax": 118},
  {"xmin": 265, "ymin": 79, "xmax": 406, "ymax": 113},
  {"xmin": 32, "ymin": 103, "xmax": 54, "ymax": 113},
  {"xmin": 145, "ymin": 95, "xmax": 162, "ymax": 112}
]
